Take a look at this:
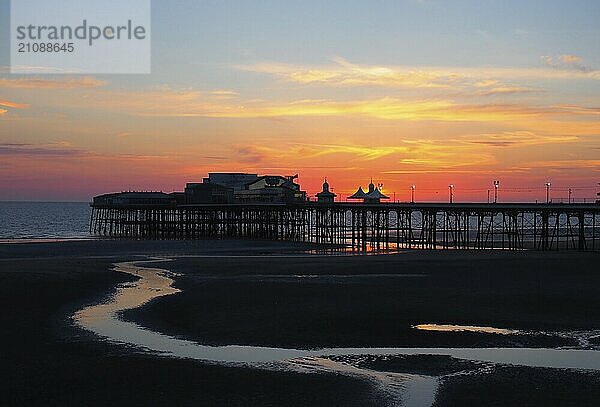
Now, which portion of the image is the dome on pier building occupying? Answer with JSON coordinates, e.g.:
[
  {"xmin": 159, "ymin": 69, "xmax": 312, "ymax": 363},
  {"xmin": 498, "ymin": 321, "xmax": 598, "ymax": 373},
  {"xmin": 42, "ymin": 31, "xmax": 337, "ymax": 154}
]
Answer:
[
  {"xmin": 316, "ymin": 178, "xmax": 337, "ymax": 203},
  {"xmin": 368, "ymin": 179, "xmax": 376, "ymax": 193}
]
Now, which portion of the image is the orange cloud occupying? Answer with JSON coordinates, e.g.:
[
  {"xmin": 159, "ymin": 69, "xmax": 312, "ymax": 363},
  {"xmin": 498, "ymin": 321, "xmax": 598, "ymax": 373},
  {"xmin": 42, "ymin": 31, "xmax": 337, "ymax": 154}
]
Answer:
[
  {"xmin": 0, "ymin": 76, "xmax": 106, "ymax": 89},
  {"xmin": 524, "ymin": 159, "xmax": 600, "ymax": 170},
  {"xmin": 214, "ymin": 99, "xmax": 595, "ymax": 122},
  {"xmin": 231, "ymin": 139, "xmax": 496, "ymax": 172},
  {"xmin": 559, "ymin": 54, "xmax": 583, "ymax": 64},
  {"xmin": 53, "ymin": 85, "xmax": 600, "ymax": 124},
  {"xmin": 459, "ymin": 131, "xmax": 578, "ymax": 147},
  {"xmin": 0, "ymin": 108, "xmax": 7, "ymax": 116},
  {"xmin": 523, "ymin": 120, "xmax": 600, "ymax": 136},
  {"xmin": 291, "ymin": 143, "xmax": 410, "ymax": 160},
  {"xmin": 0, "ymin": 99, "xmax": 30, "ymax": 109}
]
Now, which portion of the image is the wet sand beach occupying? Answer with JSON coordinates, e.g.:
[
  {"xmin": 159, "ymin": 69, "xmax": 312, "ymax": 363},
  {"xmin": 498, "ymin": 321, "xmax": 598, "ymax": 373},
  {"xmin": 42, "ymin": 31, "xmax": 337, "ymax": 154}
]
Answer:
[
  {"xmin": 1, "ymin": 239, "xmax": 599, "ymax": 406},
  {"xmin": 124, "ymin": 249, "xmax": 600, "ymax": 349}
]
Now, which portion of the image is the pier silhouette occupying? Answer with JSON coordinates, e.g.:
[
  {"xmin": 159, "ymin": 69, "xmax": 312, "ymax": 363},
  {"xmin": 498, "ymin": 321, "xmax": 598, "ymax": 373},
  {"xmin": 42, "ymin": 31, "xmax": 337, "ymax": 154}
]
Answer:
[{"xmin": 90, "ymin": 201, "xmax": 600, "ymax": 251}]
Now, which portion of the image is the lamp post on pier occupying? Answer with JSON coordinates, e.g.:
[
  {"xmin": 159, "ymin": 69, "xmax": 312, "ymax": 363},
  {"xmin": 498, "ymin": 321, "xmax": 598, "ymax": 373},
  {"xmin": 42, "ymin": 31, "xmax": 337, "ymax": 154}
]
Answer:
[
  {"xmin": 449, "ymin": 184, "xmax": 454, "ymax": 204},
  {"xmin": 494, "ymin": 180, "xmax": 500, "ymax": 203}
]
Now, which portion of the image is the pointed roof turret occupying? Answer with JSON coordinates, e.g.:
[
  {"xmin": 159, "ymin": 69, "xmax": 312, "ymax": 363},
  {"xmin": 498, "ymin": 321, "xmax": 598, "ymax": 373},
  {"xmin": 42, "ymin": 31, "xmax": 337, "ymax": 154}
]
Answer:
[
  {"xmin": 348, "ymin": 186, "xmax": 368, "ymax": 199},
  {"xmin": 366, "ymin": 189, "xmax": 390, "ymax": 200}
]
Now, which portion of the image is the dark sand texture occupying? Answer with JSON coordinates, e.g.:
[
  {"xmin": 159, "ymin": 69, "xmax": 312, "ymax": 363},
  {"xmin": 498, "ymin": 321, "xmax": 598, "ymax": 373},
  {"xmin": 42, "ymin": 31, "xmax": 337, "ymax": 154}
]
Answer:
[
  {"xmin": 1, "ymin": 240, "xmax": 599, "ymax": 406},
  {"xmin": 124, "ymin": 251, "xmax": 600, "ymax": 348},
  {"xmin": 0, "ymin": 241, "xmax": 387, "ymax": 406},
  {"xmin": 433, "ymin": 365, "xmax": 600, "ymax": 407}
]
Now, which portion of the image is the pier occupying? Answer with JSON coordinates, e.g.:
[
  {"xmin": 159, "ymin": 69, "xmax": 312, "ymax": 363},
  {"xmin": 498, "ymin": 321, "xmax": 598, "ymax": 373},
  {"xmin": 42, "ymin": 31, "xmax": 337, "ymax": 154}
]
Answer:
[{"xmin": 90, "ymin": 202, "xmax": 600, "ymax": 251}]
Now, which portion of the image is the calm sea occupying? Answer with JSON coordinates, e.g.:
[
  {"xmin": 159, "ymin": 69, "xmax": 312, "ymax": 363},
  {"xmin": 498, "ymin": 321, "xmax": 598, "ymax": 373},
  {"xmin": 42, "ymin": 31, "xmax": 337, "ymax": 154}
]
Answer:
[{"xmin": 0, "ymin": 202, "xmax": 91, "ymax": 240}]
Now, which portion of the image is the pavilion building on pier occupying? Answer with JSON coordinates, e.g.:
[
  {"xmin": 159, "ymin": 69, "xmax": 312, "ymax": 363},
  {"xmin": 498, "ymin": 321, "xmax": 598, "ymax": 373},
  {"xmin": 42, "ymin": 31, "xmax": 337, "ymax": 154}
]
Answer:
[{"xmin": 348, "ymin": 180, "xmax": 390, "ymax": 203}]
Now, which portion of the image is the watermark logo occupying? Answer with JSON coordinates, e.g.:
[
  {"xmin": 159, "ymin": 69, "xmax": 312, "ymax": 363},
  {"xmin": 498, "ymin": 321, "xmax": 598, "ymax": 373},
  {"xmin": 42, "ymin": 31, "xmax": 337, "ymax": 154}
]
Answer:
[{"xmin": 10, "ymin": 0, "xmax": 151, "ymax": 74}]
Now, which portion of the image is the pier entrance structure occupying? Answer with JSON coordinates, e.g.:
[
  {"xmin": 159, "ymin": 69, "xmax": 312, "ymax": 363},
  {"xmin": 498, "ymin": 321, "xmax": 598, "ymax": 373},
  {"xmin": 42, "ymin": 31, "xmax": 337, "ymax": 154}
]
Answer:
[{"xmin": 90, "ymin": 200, "xmax": 600, "ymax": 251}]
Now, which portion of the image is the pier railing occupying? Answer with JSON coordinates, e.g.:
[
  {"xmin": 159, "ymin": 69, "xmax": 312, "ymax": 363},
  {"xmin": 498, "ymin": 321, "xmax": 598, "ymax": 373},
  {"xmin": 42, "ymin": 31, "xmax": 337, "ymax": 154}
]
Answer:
[{"xmin": 90, "ymin": 202, "xmax": 600, "ymax": 251}]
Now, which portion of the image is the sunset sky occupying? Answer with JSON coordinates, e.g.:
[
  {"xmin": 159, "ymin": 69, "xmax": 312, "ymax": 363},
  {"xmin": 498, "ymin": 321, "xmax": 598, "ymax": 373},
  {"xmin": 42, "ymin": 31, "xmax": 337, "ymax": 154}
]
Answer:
[{"xmin": 1, "ymin": 0, "xmax": 599, "ymax": 202}]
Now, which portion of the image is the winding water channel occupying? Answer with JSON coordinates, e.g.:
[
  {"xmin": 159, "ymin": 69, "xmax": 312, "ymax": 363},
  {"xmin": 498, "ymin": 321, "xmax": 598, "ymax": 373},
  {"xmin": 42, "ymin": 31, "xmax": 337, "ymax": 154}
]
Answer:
[{"xmin": 73, "ymin": 258, "xmax": 600, "ymax": 406}]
